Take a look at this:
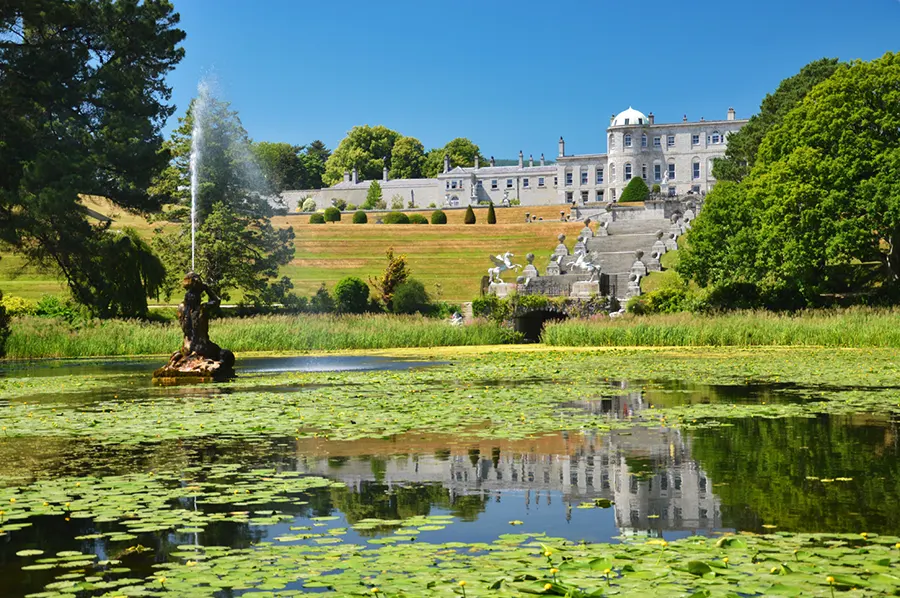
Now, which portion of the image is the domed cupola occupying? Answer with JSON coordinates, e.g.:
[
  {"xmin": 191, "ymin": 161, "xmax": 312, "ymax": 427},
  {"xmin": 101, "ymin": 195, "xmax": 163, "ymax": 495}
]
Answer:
[{"xmin": 612, "ymin": 107, "xmax": 648, "ymax": 126}]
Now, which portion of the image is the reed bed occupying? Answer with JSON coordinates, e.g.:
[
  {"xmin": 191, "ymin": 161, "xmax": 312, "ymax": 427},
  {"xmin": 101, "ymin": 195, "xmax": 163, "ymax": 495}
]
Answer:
[
  {"xmin": 542, "ymin": 308, "xmax": 900, "ymax": 348},
  {"xmin": 4, "ymin": 315, "xmax": 516, "ymax": 359}
]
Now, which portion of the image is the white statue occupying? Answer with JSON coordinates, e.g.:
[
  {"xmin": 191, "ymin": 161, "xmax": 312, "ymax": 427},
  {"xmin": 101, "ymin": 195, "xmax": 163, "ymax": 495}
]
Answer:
[
  {"xmin": 570, "ymin": 250, "xmax": 601, "ymax": 282},
  {"xmin": 488, "ymin": 252, "xmax": 522, "ymax": 283}
]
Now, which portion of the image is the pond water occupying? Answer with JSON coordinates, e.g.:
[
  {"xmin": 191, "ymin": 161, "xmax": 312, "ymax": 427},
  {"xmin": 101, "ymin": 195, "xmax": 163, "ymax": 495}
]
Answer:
[{"xmin": 1, "ymin": 352, "xmax": 898, "ymax": 596}]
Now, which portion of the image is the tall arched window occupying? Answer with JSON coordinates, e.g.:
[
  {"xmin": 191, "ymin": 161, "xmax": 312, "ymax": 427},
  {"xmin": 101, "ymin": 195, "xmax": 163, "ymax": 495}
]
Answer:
[
  {"xmin": 641, "ymin": 133, "xmax": 648, "ymax": 148},
  {"xmin": 610, "ymin": 163, "xmax": 616, "ymax": 182},
  {"xmin": 608, "ymin": 133, "xmax": 615, "ymax": 151},
  {"xmin": 692, "ymin": 158, "xmax": 701, "ymax": 180},
  {"xmin": 624, "ymin": 134, "xmax": 632, "ymax": 148},
  {"xmin": 711, "ymin": 131, "xmax": 721, "ymax": 144},
  {"xmin": 666, "ymin": 160, "xmax": 675, "ymax": 181},
  {"xmin": 624, "ymin": 163, "xmax": 633, "ymax": 181},
  {"xmin": 596, "ymin": 167, "xmax": 604, "ymax": 184}
]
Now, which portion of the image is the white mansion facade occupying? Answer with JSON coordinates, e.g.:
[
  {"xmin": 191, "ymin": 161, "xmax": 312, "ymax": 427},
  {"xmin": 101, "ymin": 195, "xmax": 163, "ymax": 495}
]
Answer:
[{"xmin": 286, "ymin": 107, "xmax": 747, "ymax": 210}]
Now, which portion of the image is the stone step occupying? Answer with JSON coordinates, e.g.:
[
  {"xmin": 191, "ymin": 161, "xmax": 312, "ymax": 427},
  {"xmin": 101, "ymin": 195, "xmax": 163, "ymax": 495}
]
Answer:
[
  {"xmin": 605, "ymin": 219, "xmax": 670, "ymax": 235},
  {"xmin": 585, "ymin": 233, "xmax": 658, "ymax": 254}
]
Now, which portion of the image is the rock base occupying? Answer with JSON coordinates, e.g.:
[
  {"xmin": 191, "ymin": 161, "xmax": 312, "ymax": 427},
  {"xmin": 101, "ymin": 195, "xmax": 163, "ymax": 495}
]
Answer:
[
  {"xmin": 570, "ymin": 280, "xmax": 601, "ymax": 299},
  {"xmin": 488, "ymin": 282, "xmax": 513, "ymax": 298},
  {"xmin": 153, "ymin": 350, "xmax": 235, "ymax": 381}
]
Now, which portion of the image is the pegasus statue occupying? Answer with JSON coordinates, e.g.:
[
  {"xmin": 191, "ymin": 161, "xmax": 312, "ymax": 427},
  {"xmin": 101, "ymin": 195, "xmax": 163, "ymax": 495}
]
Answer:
[{"xmin": 488, "ymin": 252, "xmax": 522, "ymax": 283}]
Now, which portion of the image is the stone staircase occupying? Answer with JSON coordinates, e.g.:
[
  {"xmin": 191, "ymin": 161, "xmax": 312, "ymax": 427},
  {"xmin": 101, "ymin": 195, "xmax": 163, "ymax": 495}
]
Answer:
[{"xmin": 585, "ymin": 218, "xmax": 671, "ymax": 298}]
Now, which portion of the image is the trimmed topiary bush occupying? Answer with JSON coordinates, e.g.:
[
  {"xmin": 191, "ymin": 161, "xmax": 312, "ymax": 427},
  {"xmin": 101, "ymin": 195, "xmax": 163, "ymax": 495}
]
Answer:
[
  {"xmin": 333, "ymin": 276, "xmax": 370, "ymax": 314},
  {"xmin": 323, "ymin": 206, "xmax": 341, "ymax": 222},
  {"xmin": 487, "ymin": 203, "xmax": 497, "ymax": 224},
  {"xmin": 309, "ymin": 213, "xmax": 325, "ymax": 224},
  {"xmin": 352, "ymin": 210, "xmax": 368, "ymax": 224},
  {"xmin": 301, "ymin": 197, "xmax": 317, "ymax": 212},
  {"xmin": 620, "ymin": 177, "xmax": 650, "ymax": 203},
  {"xmin": 392, "ymin": 279, "xmax": 430, "ymax": 314},
  {"xmin": 383, "ymin": 211, "xmax": 410, "ymax": 224},
  {"xmin": 430, "ymin": 210, "xmax": 447, "ymax": 224},
  {"xmin": 651, "ymin": 183, "xmax": 661, "ymax": 194},
  {"xmin": 408, "ymin": 214, "xmax": 428, "ymax": 224},
  {"xmin": 464, "ymin": 205, "xmax": 476, "ymax": 224}
]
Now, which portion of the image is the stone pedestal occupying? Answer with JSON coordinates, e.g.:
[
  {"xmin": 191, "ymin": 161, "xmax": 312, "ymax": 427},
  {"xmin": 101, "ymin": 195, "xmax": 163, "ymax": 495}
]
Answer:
[
  {"xmin": 570, "ymin": 280, "xmax": 601, "ymax": 298},
  {"xmin": 546, "ymin": 261, "xmax": 561, "ymax": 276},
  {"xmin": 522, "ymin": 264, "xmax": 539, "ymax": 278},
  {"xmin": 153, "ymin": 350, "xmax": 235, "ymax": 380},
  {"xmin": 488, "ymin": 282, "xmax": 513, "ymax": 298}
]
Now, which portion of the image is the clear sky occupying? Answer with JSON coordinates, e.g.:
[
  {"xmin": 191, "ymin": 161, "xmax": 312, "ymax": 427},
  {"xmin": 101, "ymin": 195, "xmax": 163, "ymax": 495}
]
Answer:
[{"xmin": 165, "ymin": 0, "xmax": 900, "ymax": 158}]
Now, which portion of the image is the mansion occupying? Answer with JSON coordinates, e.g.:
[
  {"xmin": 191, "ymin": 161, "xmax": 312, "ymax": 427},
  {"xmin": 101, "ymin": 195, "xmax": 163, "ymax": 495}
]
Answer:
[{"xmin": 284, "ymin": 107, "xmax": 747, "ymax": 210}]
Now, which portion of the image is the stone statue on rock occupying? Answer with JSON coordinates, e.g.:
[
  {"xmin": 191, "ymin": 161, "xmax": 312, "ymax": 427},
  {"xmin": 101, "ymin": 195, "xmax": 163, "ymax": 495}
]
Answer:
[
  {"xmin": 488, "ymin": 252, "xmax": 522, "ymax": 283},
  {"xmin": 153, "ymin": 272, "xmax": 235, "ymax": 380}
]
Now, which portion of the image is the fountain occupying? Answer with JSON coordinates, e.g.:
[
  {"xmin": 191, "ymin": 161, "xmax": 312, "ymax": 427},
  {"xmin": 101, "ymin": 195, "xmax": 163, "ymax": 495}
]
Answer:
[
  {"xmin": 153, "ymin": 272, "xmax": 235, "ymax": 380},
  {"xmin": 153, "ymin": 82, "xmax": 235, "ymax": 380}
]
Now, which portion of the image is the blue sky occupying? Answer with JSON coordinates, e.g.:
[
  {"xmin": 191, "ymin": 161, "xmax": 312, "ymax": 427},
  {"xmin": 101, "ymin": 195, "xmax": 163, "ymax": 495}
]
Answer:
[{"xmin": 166, "ymin": 0, "xmax": 899, "ymax": 158}]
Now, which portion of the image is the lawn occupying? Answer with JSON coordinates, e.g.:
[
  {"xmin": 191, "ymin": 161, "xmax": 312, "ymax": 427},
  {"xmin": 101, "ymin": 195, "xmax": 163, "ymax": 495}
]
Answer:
[{"xmin": 0, "ymin": 198, "xmax": 583, "ymax": 303}]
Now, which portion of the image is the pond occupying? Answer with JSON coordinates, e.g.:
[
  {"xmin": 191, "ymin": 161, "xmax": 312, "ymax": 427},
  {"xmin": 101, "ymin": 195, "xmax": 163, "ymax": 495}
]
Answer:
[{"xmin": 1, "ymin": 348, "xmax": 899, "ymax": 596}]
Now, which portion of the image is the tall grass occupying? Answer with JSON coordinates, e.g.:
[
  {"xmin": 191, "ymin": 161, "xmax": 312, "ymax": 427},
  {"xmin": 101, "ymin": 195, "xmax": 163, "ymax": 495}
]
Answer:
[
  {"xmin": 542, "ymin": 308, "xmax": 900, "ymax": 348},
  {"xmin": 4, "ymin": 315, "xmax": 517, "ymax": 359}
]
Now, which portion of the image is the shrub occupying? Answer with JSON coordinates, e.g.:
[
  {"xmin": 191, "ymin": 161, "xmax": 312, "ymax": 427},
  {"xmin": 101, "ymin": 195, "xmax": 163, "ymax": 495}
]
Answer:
[
  {"xmin": 408, "ymin": 214, "xmax": 428, "ymax": 224},
  {"xmin": 1, "ymin": 294, "xmax": 36, "ymax": 316},
  {"xmin": 309, "ymin": 213, "xmax": 325, "ymax": 224},
  {"xmin": 352, "ymin": 210, "xmax": 368, "ymax": 224},
  {"xmin": 308, "ymin": 283, "xmax": 335, "ymax": 313},
  {"xmin": 333, "ymin": 277, "xmax": 370, "ymax": 314},
  {"xmin": 407, "ymin": 199, "xmax": 415, "ymax": 208},
  {"xmin": 651, "ymin": 184, "xmax": 661, "ymax": 193},
  {"xmin": 487, "ymin": 203, "xmax": 497, "ymax": 224},
  {"xmin": 347, "ymin": 203, "xmax": 357, "ymax": 210},
  {"xmin": 332, "ymin": 198, "xmax": 347, "ymax": 211},
  {"xmin": 428, "ymin": 203, "xmax": 437, "ymax": 208},
  {"xmin": 383, "ymin": 211, "xmax": 410, "ymax": 224},
  {"xmin": 430, "ymin": 210, "xmax": 447, "ymax": 224},
  {"xmin": 301, "ymin": 197, "xmax": 317, "ymax": 212},
  {"xmin": 323, "ymin": 206, "xmax": 341, "ymax": 222},
  {"xmin": 620, "ymin": 177, "xmax": 650, "ymax": 203},
  {"xmin": 464, "ymin": 205, "xmax": 476, "ymax": 224},
  {"xmin": 375, "ymin": 199, "xmax": 386, "ymax": 210},
  {"xmin": 33, "ymin": 295, "xmax": 89, "ymax": 324},
  {"xmin": 392, "ymin": 279, "xmax": 430, "ymax": 314},
  {"xmin": 369, "ymin": 248, "xmax": 410, "ymax": 310},
  {"xmin": 363, "ymin": 181, "xmax": 382, "ymax": 209},
  {"xmin": 626, "ymin": 295, "xmax": 648, "ymax": 315},
  {"xmin": 509, "ymin": 198, "xmax": 521, "ymax": 206},
  {"xmin": 390, "ymin": 194, "xmax": 404, "ymax": 210}
]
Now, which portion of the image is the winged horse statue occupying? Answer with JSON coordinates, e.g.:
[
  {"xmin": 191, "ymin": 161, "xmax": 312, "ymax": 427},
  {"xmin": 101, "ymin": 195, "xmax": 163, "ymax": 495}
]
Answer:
[
  {"xmin": 488, "ymin": 252, "xmax": 522, "ymax": 283},
  {"xmin": 570, "ymin": 250, "xmax": 601, "ymax": 282}
]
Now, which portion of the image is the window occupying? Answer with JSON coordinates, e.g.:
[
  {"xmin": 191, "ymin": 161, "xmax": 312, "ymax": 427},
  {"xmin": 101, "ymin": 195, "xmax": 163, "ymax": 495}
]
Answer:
[
  {"xmin": 692, "ymin": 184, "xmax": 701, "ymax": 194},
  {"xmin": 596, "ymin": 190, "xmax": 604, "ymax": 201},
  {"xmin": 641, "ymin": 164, "xmax": 647, "ymax": 180},
  {"xmin": 553, "ymin": 176, "xmax": 558, "ymax": 186},
  {"xmin": 451, "ymin": 180, "xmax": 457, "ymax": 189},
  {"xmin": 596, "ymin": 167, "xmax": 604, "ymax": 184},
  {"xmin": 668, "ymin": 186, "xmax": 676, "ymax": 197},
  {"xmin": 506, "ymin": 179, "xmax": 513, "ymax": 189},
  {"xmin": 608, "ymin": 133, "xmax": 615, "ymax": 150},
  {"xmin": 641, "ymin": 133, "xmax": 648, "ymax": 148},
  {"xmin": 624, "ymin": 163, "xmax": 632, "ymax": 180},
  {"xmin": 581, "ymin": 170, "xmax": 588, "ymax": 185},
  {"xmin": 691, "ymin": 134, "xmax": 700, "ymax": 146},
  {"xmin": 477, "ymin": 180, "xmax": 483, "ymax": 187},
  {"xmin": 711, "ymin": 130, "xmax": 721, "ymax": 144},
  {"xmin": 581, "ymin": 191, "xmax": 589, "ymax": 202},
  {"xmin": 692, "ymin": 161, "xmax": 701, "ymax": 179},
  {"xmin": 523, "ymin": 178, "xmax": 529, "ymax": 188},
  {"xmin": 610, "ymin": 163, "xmax": 616, "ymax": 182},
  {"xmin": 538, "ymin": 177, "xmax": 545, "ymax": 187},
  {"xmin": 653, "ymin": 136, "xmax": 661, "ymax": 148},
  {"xmin": 667, "ymin": 135, "xmax": 675, "ymax": 148},
  {"xmin": 565, "ymin": 172, "xmax": 573, "ymax": 186},
  {"xmin": 654, "ymin": 164, "xmax": 662, "ymax": 181},
  {"xmin": 566, "ymin": 191, "xmax": 573, "ymax": 201},
  {"xmin": 491, "ymin": 179, "xmax": 498, "ymax": 190},
  {"xmin": 445, "ymin": 181, "xmax": 450, "ymax": 189},
  {"xmin": 667, "ymin": 162, "xmax": 676, "ymax": 180},
  {"xmin": 624, "ymin": 134, "xmax": 632, "ymax": 147},
  {"xmin": 624, "ymin": 118, "xmax": 630, "ymax": 125}
]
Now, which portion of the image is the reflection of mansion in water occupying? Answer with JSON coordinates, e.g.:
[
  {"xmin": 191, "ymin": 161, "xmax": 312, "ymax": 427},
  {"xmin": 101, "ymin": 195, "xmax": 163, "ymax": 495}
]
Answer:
[{"xmin": 295, "ymin": 392, "xmax": 720, "ymax": 533}]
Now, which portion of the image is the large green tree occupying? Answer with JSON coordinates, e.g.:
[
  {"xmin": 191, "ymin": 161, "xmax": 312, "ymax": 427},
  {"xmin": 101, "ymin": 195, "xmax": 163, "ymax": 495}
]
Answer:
[
  {"xmin": 323, "ymin": 125, "xmax": 401, "ymax": 186},
  {"xmin": 680, "ymin": 52, "xmax": 900, "ymax": 306},
  {"xmin": 251, "ymin": 141, "xmax": 330, "ymax": 191},
  {"xmin": 0, "ymin": 0, "xmax": 184, "ymax": 316},
  {"xmin": 389, "ymin": 136, "xmax": 426, "ymax": 179},
  {"xmin": 713, "ymin": 58, "xmax": 841, "ymax": 183},
  {"xmin": 152, "ymin": 93, "xmax": 295, "ymax": 304},
  {"xmin": 423, "ymin": 138, "xmax": 486, "ymax": 178}
]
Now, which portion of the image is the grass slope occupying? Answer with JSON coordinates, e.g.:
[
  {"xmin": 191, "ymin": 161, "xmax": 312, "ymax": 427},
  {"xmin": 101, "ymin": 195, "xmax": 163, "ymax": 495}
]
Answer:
[{"xmin": 0, "ymin": 198, "xmax": 582, "ymax": 302}]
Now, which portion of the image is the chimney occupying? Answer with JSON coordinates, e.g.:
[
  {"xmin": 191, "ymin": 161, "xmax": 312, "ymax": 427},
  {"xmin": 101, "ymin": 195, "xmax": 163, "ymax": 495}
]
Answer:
[
  {"xmin": 529, "ymin": 154, "xmax": 534, "ymax": 168},
  {"xmin": 648, "ymin": 112, "xmax": 655, "ymax": 125},
  {"xmin": 443, "ymin": 154, "xmax": 450, "ymax": 173},
  {"xmin": 351, "ymin": 167, "xmax": 358, "ymax": 184},
  {"xmin": 474, "ymin": 155, "xmax": 480, "ymax": 169},
  {"xmin": 683, "ymin": 114, "xmax": 688, "ymax": 122},
  {"xmin": 540, "ymin": 153, "xmax": 545, "ymax": 166},
  {"xmin": 343, "ymin": 171, "xmax": 350, "ymax": 183},
  {"xmin": 558, "ymin": 136, "xmax": 565, "ymax": 158},
  {"xmin": 518, "ymin": 150, "xmax": 524, "ymax": 168},
  {"xmin": 727, "ymin": 107, "xmax": 735, "ymax": 121},
  {"xmin": 490, "ymin": 156, "xmax": 495, "ymax": 167}
]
